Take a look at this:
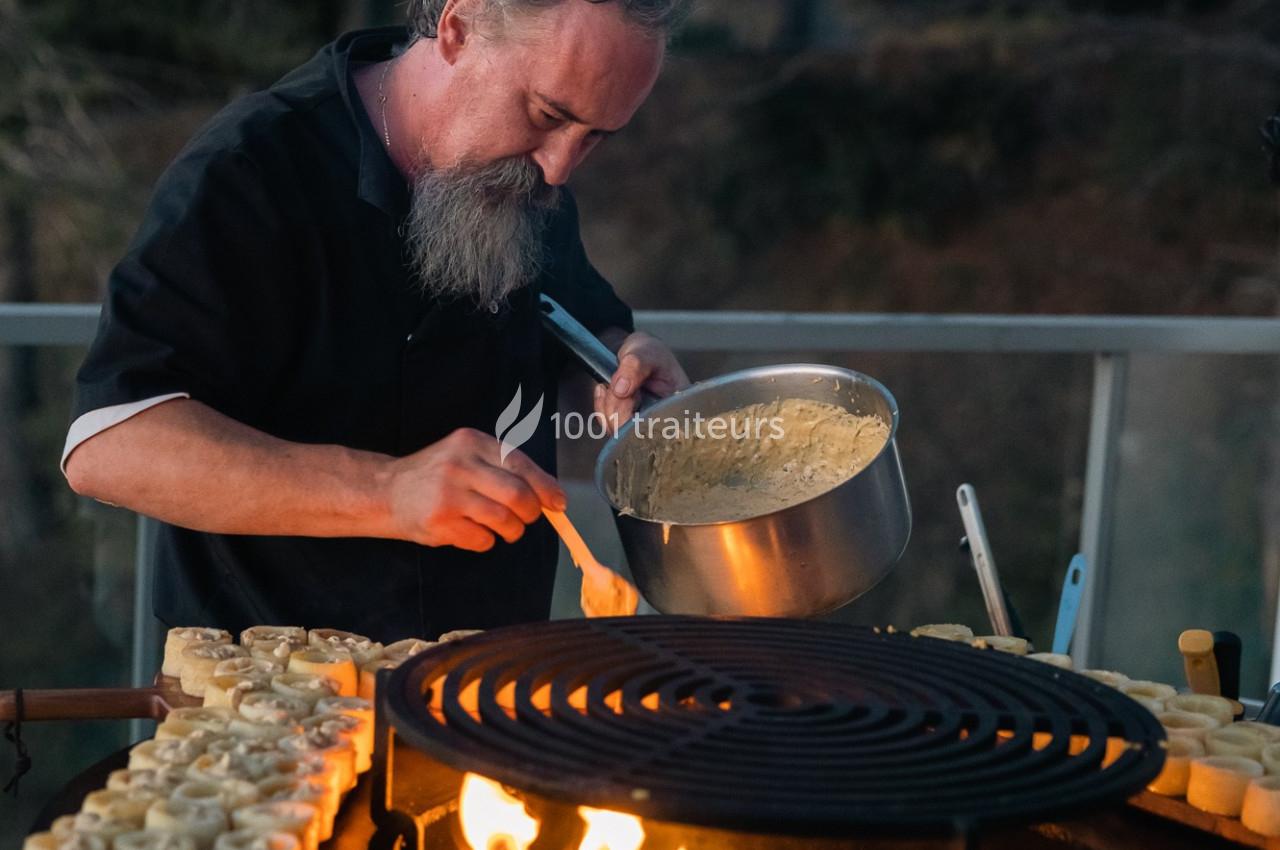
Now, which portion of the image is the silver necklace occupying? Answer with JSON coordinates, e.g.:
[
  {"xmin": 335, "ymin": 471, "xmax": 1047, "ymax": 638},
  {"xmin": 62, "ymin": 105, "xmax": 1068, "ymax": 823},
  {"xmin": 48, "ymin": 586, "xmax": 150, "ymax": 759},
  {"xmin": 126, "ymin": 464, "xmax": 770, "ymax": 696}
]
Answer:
[{"xmin": 377, "ymin": 59, "xmax": 393, "ymax": 150}]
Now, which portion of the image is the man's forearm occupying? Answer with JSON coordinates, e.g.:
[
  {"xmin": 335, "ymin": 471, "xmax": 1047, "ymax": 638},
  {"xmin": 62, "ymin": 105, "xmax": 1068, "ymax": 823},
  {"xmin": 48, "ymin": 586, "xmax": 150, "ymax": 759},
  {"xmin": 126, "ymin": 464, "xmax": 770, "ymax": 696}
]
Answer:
[{"xmin": 64, "ymin": 399, "xmax": 396, "ymax": 538}]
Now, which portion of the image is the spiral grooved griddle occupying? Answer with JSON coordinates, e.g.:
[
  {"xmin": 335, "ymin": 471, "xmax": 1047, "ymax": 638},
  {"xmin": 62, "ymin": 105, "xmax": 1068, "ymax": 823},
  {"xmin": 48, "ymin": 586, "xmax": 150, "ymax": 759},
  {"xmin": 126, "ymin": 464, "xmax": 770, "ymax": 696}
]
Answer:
[{"xmin": 382, "ymin": 617, "xmax": 1166, "ymax": 837}]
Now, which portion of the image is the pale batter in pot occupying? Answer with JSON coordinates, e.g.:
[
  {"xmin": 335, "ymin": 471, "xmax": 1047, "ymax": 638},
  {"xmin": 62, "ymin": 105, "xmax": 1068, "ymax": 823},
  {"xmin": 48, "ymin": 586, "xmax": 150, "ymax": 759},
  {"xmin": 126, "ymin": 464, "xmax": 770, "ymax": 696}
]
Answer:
[{"xmin": 613, "ymin": 398, "xmax": 890, "ymax": 524}]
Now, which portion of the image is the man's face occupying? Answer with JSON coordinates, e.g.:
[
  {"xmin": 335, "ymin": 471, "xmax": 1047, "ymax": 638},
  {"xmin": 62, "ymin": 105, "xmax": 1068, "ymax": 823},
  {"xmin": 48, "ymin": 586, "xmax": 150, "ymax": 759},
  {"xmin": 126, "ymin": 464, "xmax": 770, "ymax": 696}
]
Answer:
[
  {"xmin": 431, "ymin": 0, "xmax": 666, "ymax": 184},
  {"xmin": 405, "ymin": 1, "xmax": 665, "ymax": 309}
]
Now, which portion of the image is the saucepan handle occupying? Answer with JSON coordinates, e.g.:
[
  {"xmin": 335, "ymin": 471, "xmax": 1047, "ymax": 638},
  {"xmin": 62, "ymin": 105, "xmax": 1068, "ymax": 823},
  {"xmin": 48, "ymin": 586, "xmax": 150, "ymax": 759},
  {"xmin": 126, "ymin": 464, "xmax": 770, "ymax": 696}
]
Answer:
[
  {"xmin": 538, "ymin": 294, "xmax": 619, "ymax": 385},
  {"xmin": 538, "ymin": 294, "xmax": 660, "ymax": 412}
]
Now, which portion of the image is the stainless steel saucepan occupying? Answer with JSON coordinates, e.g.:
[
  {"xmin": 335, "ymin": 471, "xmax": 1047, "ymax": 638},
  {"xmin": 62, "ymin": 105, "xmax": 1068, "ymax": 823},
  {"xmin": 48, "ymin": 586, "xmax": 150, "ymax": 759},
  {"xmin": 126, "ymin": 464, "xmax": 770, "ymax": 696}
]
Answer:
[{"xmin": 540, "ymin": 295, "xmax": 911, "ymax": 617}]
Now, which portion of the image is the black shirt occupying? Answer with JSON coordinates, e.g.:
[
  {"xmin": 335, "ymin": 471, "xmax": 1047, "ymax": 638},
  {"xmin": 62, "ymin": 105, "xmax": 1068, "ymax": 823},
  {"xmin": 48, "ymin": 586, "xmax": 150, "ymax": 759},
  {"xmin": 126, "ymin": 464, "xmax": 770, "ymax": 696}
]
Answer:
[{"xmin": 70, "ymin": 27, "xmax": 633, "ymax": 642}]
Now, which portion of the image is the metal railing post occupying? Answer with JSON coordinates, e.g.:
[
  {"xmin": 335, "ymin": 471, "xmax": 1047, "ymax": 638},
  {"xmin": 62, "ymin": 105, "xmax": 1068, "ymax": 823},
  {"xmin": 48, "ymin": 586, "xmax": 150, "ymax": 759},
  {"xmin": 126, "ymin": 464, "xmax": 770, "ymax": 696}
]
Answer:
[
  {"xmin": 1073, "ymin": 352, "xmax": 1129, "ymax": 669},
  {"xmin": 129, "ymin": 515, "xmax": 160, "ymax": 742}
]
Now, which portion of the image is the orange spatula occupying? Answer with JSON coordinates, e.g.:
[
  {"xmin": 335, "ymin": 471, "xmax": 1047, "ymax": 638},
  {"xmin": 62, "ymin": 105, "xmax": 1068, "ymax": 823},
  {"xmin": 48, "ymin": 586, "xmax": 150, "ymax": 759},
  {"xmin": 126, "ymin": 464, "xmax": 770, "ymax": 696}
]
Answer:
[{"xmin": 543, "ymin": 509, "xmax": 639, "ymax": 618}]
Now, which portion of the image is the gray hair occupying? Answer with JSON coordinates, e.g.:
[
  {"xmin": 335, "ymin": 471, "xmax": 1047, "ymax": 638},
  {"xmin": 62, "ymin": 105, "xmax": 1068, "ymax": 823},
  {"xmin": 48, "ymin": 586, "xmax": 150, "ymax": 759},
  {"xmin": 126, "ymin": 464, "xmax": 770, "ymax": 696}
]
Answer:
[{"xmin": 405, "ymin": 0, "xmax": 691, "ymax": 41}]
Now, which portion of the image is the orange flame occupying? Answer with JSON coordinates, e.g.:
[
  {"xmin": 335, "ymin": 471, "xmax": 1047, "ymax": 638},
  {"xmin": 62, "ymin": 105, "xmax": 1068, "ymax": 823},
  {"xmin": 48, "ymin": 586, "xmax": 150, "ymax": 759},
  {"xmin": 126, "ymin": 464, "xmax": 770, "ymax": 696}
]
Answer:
[
  {"xmin": 577, "ymin": 806, "xmax": 645, "ymax": 850},
  {"xmin": 459, "ymin": 773, "xmax": 540, "ymax": 850}
]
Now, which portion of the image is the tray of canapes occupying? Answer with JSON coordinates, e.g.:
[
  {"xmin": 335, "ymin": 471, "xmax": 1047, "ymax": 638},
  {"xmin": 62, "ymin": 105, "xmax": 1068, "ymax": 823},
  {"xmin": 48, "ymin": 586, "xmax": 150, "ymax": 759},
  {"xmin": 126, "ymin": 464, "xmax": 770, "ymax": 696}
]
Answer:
[
  {"xmin": 909, "ymin": 623, "xmax": 1280, "ymax": 849},
  {"xmin": 12, "ymin": 624, "xmax": 481, "ymax": 850}
]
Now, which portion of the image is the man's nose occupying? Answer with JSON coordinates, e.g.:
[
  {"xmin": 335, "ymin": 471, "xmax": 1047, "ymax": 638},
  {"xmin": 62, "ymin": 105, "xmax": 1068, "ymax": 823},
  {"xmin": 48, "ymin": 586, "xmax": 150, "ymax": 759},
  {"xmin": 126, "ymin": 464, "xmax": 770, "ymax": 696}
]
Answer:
[{"xmin": 531, "ymin": 133, "xmax": 586, "ymax": 187}]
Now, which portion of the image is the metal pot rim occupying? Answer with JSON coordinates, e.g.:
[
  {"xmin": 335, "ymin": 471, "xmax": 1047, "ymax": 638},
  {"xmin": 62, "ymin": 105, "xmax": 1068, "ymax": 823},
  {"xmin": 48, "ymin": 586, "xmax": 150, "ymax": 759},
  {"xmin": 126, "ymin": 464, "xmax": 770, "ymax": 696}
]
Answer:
[{"xmin": 592, "ymin": 363, "xmax": 902, "ymax": 528}]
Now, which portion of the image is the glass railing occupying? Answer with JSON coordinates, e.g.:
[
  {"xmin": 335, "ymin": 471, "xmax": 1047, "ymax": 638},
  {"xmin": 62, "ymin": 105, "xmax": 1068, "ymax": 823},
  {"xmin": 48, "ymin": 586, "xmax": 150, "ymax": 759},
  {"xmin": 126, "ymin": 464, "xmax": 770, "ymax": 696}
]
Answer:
[{"xmin": 0, "ymin": 303, "xmax": 1276, "ymax": 840}]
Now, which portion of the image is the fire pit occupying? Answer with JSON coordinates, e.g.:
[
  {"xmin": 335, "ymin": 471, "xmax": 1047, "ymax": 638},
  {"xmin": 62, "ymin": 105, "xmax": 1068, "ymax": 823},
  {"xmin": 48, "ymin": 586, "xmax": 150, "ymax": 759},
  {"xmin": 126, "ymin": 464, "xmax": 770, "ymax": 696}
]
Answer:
[{"xmin": 369, "ymin": 616, "xmax": 1167, "ymax": 849}]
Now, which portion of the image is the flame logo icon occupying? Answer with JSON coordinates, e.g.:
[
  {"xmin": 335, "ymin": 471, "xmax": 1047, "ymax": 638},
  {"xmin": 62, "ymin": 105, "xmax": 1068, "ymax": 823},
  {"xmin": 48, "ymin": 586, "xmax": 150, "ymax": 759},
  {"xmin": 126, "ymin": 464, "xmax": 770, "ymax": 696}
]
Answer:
[{"xmin": 495, "ymin": 384, "xmax": 544, "ymax": 465}]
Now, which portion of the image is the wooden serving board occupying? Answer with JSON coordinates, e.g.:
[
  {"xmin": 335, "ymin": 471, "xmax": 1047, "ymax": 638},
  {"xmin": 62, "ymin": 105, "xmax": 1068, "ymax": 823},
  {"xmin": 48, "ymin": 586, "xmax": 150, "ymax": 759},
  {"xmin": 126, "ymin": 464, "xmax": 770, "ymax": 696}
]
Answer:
[
  {"xmin": 0, "ymin": 674, "xmax": 200, "ymax": 723},
  {"xmin": 1129, "ymin": 790, "xmax": 1280, "ymax": 849}
]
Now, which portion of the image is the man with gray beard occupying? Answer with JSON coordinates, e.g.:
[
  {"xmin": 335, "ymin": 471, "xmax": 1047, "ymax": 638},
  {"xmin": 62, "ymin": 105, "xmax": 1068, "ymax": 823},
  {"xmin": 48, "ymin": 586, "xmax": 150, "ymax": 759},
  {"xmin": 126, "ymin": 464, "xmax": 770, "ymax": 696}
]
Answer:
[
  {"xmin": 405, "ymin": 156, "xmax": 559, "ymax": 310},
  {"xmin": 62, "ymin": 0, "xmax": 690, "ymax": 641}
]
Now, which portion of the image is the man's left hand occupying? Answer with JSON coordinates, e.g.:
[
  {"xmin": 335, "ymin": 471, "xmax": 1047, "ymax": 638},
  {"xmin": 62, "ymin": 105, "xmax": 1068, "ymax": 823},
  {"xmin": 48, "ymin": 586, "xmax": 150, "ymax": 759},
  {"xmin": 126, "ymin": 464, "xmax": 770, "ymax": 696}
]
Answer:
[{"xmin": 594, "ymin": 331, "xmax": 690, "ymax": 433}]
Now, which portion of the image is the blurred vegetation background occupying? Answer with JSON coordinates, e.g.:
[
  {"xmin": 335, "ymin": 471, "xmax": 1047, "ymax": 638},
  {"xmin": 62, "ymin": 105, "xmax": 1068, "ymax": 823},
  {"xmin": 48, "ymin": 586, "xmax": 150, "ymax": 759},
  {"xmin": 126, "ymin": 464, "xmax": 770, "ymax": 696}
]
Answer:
[{"xmin": 2, "ymin": 0, "xmax": 1279, "ymax": 842}]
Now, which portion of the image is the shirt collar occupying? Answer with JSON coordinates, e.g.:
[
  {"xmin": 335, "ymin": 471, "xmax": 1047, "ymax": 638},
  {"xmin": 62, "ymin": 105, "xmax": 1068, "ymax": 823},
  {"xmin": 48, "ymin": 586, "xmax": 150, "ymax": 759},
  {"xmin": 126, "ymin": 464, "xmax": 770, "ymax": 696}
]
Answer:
[{"xmin": 334, "ymin": 27, "xmax": 412, "ymax": 217}]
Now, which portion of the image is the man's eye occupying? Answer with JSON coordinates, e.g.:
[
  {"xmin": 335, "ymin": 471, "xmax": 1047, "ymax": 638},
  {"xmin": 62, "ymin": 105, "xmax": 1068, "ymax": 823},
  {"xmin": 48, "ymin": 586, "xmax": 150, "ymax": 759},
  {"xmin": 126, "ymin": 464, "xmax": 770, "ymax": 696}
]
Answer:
[{"xmin": 540, "ymin": 110, "xmax": 562, "ymax": 125}]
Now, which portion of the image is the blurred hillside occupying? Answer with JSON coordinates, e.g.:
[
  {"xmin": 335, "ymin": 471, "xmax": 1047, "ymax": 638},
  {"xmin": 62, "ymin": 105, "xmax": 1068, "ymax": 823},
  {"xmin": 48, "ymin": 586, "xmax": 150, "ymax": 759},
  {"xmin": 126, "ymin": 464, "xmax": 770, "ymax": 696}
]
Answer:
[
  {"xmin": 1, "ymin": 0, "xmax": 1278, "ymax": 843},
  {"xmin": 3, "ymin": 0, "xmax": 1280, "ymax": 314}
]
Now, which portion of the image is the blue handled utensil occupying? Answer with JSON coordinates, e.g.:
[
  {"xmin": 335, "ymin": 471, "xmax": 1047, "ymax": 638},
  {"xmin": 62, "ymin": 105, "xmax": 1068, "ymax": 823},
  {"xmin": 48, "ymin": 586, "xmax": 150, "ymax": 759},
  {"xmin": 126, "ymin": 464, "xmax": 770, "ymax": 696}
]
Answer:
[{"xmin": 1052, "ymin": 554, "xmax": 1087, "ymax": 655}]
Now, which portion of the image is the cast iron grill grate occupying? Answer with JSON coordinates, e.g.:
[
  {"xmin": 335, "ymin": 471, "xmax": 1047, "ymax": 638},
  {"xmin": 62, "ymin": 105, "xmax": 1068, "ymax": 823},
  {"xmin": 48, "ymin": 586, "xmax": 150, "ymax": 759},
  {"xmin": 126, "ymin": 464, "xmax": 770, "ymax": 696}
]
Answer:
[{"xmin": 382, "ymin": 616, "xmax": 1166, "ymax": 836}]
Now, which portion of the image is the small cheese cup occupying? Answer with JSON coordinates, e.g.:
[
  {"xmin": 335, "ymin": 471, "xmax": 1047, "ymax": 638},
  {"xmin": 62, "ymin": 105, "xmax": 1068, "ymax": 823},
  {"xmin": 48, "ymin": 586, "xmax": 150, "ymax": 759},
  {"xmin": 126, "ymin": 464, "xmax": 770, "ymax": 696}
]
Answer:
[
  {"xmin": 114, "ymin": 831, "xmax": 199, "ymax": 850},
  {"xmin": 270, "ymin": 673, "xmax": 340, "ymax": 709},
  {"xmin": 1081, "ymin": 670, "xmax": 1130, "ymax": 689},
  {"xmin": 278, "ymin": 729, "xmax": 357, "ymax": 792},
  {"xmin": 1122, "ymin": 680, "xmax": 1177, "ymax": 701},
  {"xmin": 129, "ymin": 738, "xmax": 209, "ymax": 771},
  {"xmin": 1207, "ymin": 725, "xmax": 1268, "ymax": 760},
  {"xmin": 1148, "ymin": 736, "xmax": 1205, "ymax": 796},
  {"xmin": 247, "ymin": 640, "xmax": 296, "ymax": 670},
  {"xmin": 241, "ymin": 626, "xmax": 307, "ymax": 647},
  {"xmin": 1026, "ymin": 652, "xmax": 1072, "ymax": 670},
  {"xmin": 231, "ymin": 801, "xmax": 320, "ymax": 850},
  {"xmin": 301, "ymin": 712, "xmax": 371, "ymax": 773},
  {"xmin": 1166, "ymin": 693, "xmax": 1236, "ymax": 727},
  {"xmin": 56, "ymin": 812, "xmax": 135, "ymax": 843},
  {"xmin": 909, "ymin": 623, "xmax": 973, "ymax": 642},
  {"xmin": 382, "ymin": 638, "xmax": 434, "ymax": 664},
  {"xmin": 172, "ymin": 778, "xmax": 260, "ymax": 812},
  {"xmin": 1158, "ymin": 710, "xmax": 1221, "ymax": 744},
  {"xmin": 238, "ymin": 692, "xmax": 310, "ymax": 726},
  {"xmin": 257, "ymin": 775, "xmax": 334, "ymax": 841},
  {"xmin": 215, "ymin": 656, "xmax": 284, "ymax": 678},
  {"xmin": 1242, "ymin": 775, "xmax": 1280, "ymax": 837},
  {"xmin": 358, "ymin": 658, "xmax": 397, "ymax": 702},
  {"xmin": 1261, "ymin": 742, "xmax": 1280, "ymax": 775},
  {"xmin": 308, "ymin": 629, "xmax": 384, "ymax": 667},
  {"xmin": 167, "ymin": 707, "xmax": 236, "ymax": 732},
  {"xmin": 1237, "ymin": 722, "xmax": 1280, "ymax": 743},
  {"xmin": 203, "ymin": 674, "xmax": 270, "ymax": 711},
  {"xmin": 107, "ymin": 767, "xmax": 187, "ymax": 796},
  {"xmin": 180, "ymin": 644, "xmax": 249, "ymax": 697},
  {"xmin": 969, "ymin": 635, "xmax": 1029, "ymax": 655},
  {"xmin": 144, "ymin": 798, "xmax": 229, "ymax": 850},
  {"xmin": 80, "ymin": 787, "xmax": 155, "ymax": 825},
  {"xmin": 288, "ymin": 648, "xmax": 357, "ymax": 698},
  {"xmin": 162, "ymin": 628, "xmax": 231, "ymax": 678},
  {"xmin": 1187, "ymin": 755, "xmax": 1264, "ymax": 816},
  {"xmin": 213, "ymin": 830, "xmax": 301, "ymax": 850}
]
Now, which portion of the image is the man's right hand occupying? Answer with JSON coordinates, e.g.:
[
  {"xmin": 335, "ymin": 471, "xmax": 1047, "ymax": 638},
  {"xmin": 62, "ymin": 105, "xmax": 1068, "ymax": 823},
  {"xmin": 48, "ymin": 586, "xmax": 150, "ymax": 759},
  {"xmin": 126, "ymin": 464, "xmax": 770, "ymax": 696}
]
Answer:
[
  {"xmin": 383, "ymin": 427, "xmax": 567, "ymax": 553},
  {"xmin": 65, "ymin": 402, "xmax": 565, "ymax": 552}
]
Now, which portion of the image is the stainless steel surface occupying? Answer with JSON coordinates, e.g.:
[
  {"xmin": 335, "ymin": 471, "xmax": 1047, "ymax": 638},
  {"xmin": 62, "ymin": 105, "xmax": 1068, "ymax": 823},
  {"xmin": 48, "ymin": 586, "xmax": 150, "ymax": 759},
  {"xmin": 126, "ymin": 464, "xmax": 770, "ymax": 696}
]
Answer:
[
  {"xmin": 634, "ymin": 311, "xmax": 1280, "ymax": 354},
  {"xmin": 130, "ymin": 516, "xmax": 161, "ymax": 743},
  {"xmin": 8, "ymin": 302, "xmax": 1278, "ymax": 353},
  {"xmin": 957, "ymin": 484, "xmax": 1013, "ymax": 637},
  {"xmin": 1074, "ymin": 352, "xmax": 1129, "ymax": 668},
  {"xmin": 1052, "ymin": 554, "xmax": 1088, "ymax": 655},
  {"xmin": 596, "ymin": 364, "xmax": 911, "ymax": 617}
]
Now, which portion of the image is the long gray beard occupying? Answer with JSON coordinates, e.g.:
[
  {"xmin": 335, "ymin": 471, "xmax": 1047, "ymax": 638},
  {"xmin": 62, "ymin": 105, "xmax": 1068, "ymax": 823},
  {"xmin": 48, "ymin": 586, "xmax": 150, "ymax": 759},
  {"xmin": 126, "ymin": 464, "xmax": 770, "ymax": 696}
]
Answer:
[{"xmin": 404, "ymin": 156, "xmax": 560, "ymax": 310}]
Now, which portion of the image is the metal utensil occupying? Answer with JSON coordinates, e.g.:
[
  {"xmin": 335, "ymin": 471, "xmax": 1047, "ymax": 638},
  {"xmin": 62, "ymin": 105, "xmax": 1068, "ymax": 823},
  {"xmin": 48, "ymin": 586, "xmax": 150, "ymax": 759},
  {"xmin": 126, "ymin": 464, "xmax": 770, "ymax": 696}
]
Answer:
[
  {"xmin": 1052, "ymin": 554, "xmax": 1088, "ymax": 655},
  {"xmin": 956, "ymin": 484, "xmax": 1013, "ymax": 637},
  {"xmin": 1257, "ymin": 683, "xmax": 1280, "ymax": 725},
  {"xmin": 539, "ymin": 295, "xmax": 912, "ymax": 617}
]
